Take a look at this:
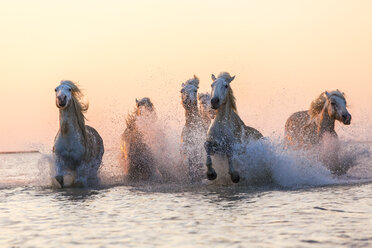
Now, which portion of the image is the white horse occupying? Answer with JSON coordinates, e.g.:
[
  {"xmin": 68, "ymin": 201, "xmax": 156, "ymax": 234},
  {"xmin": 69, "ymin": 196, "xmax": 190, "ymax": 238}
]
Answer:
[
  {"xmin": 180, "ymin": 76, "xmax": 206, "ymax": 182},
  {"xmin": 205, "ymin": 72, "xmax": 263, "ymax": 183},
  {"xmin": 284, "ymin": 90, "xmax": 352, "ymax": 174},
  {"xmin": 53, "ymin": 80, "xmax": 104, "ymax": 187}
]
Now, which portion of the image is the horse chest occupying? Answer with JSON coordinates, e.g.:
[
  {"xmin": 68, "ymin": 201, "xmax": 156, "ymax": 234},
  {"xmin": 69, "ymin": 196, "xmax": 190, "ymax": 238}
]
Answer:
[
  {"xmin": 54, "ymin": 133, "xmax": 85, "ymax": 163},
  {"xmin": 207, "ymin": 124, "xmax": 236, "ymax": 155}
]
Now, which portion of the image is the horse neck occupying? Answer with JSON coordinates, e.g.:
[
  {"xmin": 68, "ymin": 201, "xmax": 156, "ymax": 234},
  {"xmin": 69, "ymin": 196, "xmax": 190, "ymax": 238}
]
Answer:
[
  {"xmin": 316, "ymin": 106, "xmax": 335, "ymax": 135},
  {"xmin": 215, "ymin": 94, "xmax": 235, "ymax": 122},
  {"xmin": 59, "ymin": 104, "xmax": 85, "ymax": 139},
  {"xmin": 184, "ymin": 103, "xmax": 201, "ymax": 125}
]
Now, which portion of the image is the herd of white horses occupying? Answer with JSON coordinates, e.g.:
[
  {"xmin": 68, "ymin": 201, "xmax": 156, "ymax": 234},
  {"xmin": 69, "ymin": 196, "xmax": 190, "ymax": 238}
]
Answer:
[{"xmin": 53, "ymin": 72, "xmax": 351, "ymax": 188}]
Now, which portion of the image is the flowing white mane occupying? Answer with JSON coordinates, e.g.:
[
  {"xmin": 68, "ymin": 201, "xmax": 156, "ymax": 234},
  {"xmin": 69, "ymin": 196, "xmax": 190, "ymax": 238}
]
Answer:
[
  {"xmin": 59, "ymin": 80, "xmax": 89, "ymax": 140},
  {"xmin": 309, "ymin": 90, "xmax": 346, "ymax": 118}
]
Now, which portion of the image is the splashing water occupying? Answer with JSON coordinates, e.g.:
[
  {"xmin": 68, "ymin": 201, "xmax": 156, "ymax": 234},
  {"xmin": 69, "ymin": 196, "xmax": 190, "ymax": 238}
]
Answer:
[{"xmin": 1, "ymin": 118, "xmax": 371, "ymax": 189}]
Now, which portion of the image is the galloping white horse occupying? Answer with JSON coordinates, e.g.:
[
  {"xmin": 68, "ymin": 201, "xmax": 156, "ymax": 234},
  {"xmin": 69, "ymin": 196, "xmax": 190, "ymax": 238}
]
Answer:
[
  {"xmin": 284, "ymin": 90, "xmax": 352, "ymax": 174},
  {"xmin": 205, "ymin": 72, "xmax": 263, "ymax": 183},
  {"xmin": 53, "ymin": 80, "xmax": 104, "ymax": 187},
  {"xmin": 180, "ymin": 76, "xmax": 206, "ymax": 182}
]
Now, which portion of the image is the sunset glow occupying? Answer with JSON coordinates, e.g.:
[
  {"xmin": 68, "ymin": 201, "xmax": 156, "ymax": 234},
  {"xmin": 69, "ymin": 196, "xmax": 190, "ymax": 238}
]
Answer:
[{"xmin": 1, "ymin": 0, "xmax": 371, "ymax": 150}]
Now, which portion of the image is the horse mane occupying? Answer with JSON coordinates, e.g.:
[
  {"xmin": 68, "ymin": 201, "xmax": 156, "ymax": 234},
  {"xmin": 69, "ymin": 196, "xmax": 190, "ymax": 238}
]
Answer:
[
  {"xmin": 183, "ymin": 75, "xmax": 199, "ymax": 88},
  {"xmin": 126, "ymin": 111, "xmax": 137, "ymax": 130},
  {"xmin": 227, "ymin": 88, "xmax": 237, "ymax": 112},
  {"xmin": 217, "ymin": 72, "xmax": 233, "ymax": 81},
  {"xmin": 60, "ymin": 80, "xmax": 89, "ymax": 140},
  {"xmin": 217, "ymin": 72, "xmax": 237, "ymax": 112},
  {"xmin": 309, "ymin": 90, "xmax": 346, "ymax": 118}
]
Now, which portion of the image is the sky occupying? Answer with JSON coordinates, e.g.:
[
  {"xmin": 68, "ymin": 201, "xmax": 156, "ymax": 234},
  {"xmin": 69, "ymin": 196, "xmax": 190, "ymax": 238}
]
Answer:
[{"xmin": 0, "ymin": 0, "xmax": 371, "ymax": 151}]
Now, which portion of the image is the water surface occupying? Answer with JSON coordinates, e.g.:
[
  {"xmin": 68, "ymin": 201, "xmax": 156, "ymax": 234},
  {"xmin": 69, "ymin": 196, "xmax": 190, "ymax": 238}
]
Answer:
[{"xmin": 0, "ymin": 151, "xmax": 371, "ymax": 248}]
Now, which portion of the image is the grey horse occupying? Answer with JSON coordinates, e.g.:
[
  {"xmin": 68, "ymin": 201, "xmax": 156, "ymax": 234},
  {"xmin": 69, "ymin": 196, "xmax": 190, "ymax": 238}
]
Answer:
[
  {"xmin": 53, "ymin": 80, "xmax": 104, "ymax": 188},
  {"xmin": 284, "ymin": 90, "xmax": 351, "ymax": 174},
  {"xmin": 180, "ymin": 76, "xmax": 206, "ymax": 183},
  {"xmin": 205, "ymin": 72, "xmax": 263, "ymax": 183}
]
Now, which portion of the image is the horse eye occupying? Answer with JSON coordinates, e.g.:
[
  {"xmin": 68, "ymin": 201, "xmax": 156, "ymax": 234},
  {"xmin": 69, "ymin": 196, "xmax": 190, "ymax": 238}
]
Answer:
[
  {"xmin": 54, "ymin": 88, "xmax": 57, "ymax": 92},
  {"xmin": 68, "ymin": 88, "xmax": 71, "ymax": 92},
  {"xmin": 331, "ymin": 102, "xmax": 336, "ymax": 106},
  {"xmin": 225, "ymin": 85, "xmax": 228, "ymax": 88}
]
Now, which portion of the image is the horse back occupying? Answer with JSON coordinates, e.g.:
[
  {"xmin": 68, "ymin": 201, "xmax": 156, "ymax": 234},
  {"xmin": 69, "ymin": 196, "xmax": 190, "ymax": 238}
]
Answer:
[
  {"xmin": 243, "ymin": 125, "xmax": 263, "ymax": 140},
  {"xmin": 284, "ymin": 110, "xmax": 317, "ymax": 148},
  {"xmin": 85, "ymin": 125, "xmax": 104, "ymax": 163},
  {"xmin": 232, "ymin": 112, "xmax": 263, "ymax": 141}
]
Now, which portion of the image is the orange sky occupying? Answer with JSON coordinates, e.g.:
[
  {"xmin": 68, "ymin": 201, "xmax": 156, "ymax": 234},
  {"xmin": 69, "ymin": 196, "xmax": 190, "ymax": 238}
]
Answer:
[{"xmin": 0, "ymin": 0, "xmax": 371, "ymax": 151}]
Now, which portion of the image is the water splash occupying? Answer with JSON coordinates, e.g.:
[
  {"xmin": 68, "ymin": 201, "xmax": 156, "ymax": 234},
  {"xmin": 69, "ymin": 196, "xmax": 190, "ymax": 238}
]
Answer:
[{"xmin": 1, "ymin": 128, "xmax": 371, "ymax": 189}]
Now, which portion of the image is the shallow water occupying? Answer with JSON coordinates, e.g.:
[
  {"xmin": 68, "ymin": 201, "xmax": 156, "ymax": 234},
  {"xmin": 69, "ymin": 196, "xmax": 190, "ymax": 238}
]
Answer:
[{"xmin": 0, "ymin": 149, "xmax": 371, "ymax": 247}]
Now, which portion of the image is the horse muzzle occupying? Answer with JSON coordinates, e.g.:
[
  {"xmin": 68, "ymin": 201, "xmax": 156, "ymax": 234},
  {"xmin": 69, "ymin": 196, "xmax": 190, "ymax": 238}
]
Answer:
[
  {"xmin": 211, "ymin": 97, "xmax": 220, "ymax": 109},
  {"xmin": 342, "ymin": 114, "xmax": 351, "ymax": 125},
  {"xmin": 57, "ymin": 95, "xmax": 67, "ymax": 108}
]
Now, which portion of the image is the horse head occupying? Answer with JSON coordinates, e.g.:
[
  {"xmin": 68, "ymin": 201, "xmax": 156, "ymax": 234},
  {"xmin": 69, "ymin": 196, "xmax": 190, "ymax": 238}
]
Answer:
[
  {"xmin": 325, "ymin": 90, "xmax": 351, "ymax": 125},
  {"xmin": 55, "ymin": 82, "xmax": 73, "ymax": 109},
  {"xmin": 210, "ymin": 72, "xmax": 235, "ymax": 110},
  {"xmin": 136, "ymin": 97, "xmax": 155, "ymax": 116},
  {"xmin": 181, "ymin": 75, "xmax": 199, "ymax": 109}
]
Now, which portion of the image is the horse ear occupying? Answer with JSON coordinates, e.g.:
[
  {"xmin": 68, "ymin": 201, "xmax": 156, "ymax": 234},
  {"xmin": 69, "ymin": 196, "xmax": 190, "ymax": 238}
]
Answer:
[
  {"xmin": 336, "ymin": 89, "xmax": 345, "ymax": 96},
  {"xmin": 135, "ymin": 98, "xmax": 139, "ymax": 103},
  {"xmin": 194, "ymin": 76, "xmax": 200, "ymax": 88},
  {"xmin": 229, "ymin": 75, "xmax": 235, "ymax": 83},
  {"xmin": 182, "ymin": 83, "xmax": 185, "ymax": 88},
  {"xmin": 325, "ymin": 91, "xmax": 331, "ymax": 99},
  {"xmin": 211, "ymin": 74, "xmax": 216, "ymax": 81}
]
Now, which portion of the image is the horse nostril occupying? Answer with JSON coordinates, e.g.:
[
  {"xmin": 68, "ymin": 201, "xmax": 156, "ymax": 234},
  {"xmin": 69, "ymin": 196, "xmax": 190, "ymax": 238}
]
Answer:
[
  {"xmin": 211, "ymin": 98, "xmax": 219, "ymax": 106},
  {"xmin": 58, "ymin": 95, "xmax": 66, "ymax": 101},
  {"xmin": 343, "ymin": 114, "xmax": 351, "ymax": 124}
]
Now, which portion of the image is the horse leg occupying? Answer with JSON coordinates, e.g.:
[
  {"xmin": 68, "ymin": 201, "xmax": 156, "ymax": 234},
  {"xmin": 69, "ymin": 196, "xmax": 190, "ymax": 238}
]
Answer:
[
  {"xmin": 53, "ymin": 159, "xmax": 65, "ymax": 188},
  {"xmin": 206, "ymin": 155, "xmax": 217, "ymax": 180},
  {"xmin": 54, "ymin": 175, "xmax": 64, "ymax": 188},
  {"xmin": 204, "ymin": 141, "xmax": 217, "ymax": 180},
  {"xmin": 74, "ymin": 164, "xmax": 87, "ymax": 188},
  {"xmin": 228, "ymin": 155, "xmax": 240, "ymax": 183}
]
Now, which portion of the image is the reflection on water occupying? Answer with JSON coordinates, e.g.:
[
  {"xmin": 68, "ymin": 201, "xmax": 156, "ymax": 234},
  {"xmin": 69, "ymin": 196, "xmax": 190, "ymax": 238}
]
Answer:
[{"xmin": 0, "ymin": 183, "xmax": 371, "ymax": 247}]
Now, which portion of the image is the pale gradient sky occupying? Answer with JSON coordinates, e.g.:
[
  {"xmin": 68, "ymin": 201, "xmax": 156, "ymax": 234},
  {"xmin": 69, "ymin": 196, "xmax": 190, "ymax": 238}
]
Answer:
[{"xmin": 0, "ymin": 0, "xmax": 371, "ymax": 151}]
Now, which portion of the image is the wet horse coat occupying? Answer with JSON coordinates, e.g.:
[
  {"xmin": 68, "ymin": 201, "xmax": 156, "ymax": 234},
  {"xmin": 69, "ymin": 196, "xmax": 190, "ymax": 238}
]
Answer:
[
  {"xmin": 205, "ymin": 72, "xmax": 263, "ymax": 183},
  {"xmin": 284, "ymin": 90, "xmax": 352, "ymax": 174},
  {"xmin": 53, "ymin": 80, "xmax": 104, "ymax": 187},
  {"xmin": 180, "ymin": 76, "xmax": 206, "ymax": 182},
  {"xmin": 121, "ymin": 98, "xmax": 159, "ymax": 182}
]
